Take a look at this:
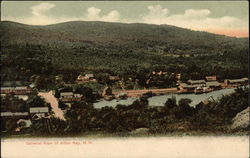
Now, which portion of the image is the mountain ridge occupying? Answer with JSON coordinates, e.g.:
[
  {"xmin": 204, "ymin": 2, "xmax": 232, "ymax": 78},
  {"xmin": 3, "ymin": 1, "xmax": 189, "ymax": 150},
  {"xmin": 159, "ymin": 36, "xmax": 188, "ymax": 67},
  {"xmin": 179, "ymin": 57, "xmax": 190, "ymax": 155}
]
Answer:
[
  {"xmin": 1, "ymin": 20, "xmax": 248, "ymax": 57},
  {"xmin": 1, "ymin": 20, "xmax": 247, "ymax": 39}
]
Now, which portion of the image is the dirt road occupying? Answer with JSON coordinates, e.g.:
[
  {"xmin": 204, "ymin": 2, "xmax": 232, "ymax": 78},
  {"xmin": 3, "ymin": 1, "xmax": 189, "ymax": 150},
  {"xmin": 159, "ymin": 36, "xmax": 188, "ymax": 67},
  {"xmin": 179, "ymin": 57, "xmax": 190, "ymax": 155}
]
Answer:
[{"xmin": 38, "ymin": 91, "xmax": 65, "ymax": 120}]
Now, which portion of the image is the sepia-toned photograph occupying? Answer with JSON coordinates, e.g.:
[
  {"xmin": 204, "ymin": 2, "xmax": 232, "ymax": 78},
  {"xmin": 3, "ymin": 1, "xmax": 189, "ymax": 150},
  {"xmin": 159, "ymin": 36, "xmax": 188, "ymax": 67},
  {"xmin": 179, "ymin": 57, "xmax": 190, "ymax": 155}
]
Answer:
[{"xmin": 1, "ymin": 1, "xmax": 249, "ymax": 158}]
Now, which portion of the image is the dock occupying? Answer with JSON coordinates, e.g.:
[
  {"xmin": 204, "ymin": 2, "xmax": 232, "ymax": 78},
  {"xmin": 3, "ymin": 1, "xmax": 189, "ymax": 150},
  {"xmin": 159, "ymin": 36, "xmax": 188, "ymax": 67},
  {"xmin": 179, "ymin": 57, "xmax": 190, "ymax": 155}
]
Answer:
[{"xmin": 113, "ymin": 88, "xmax": 178, "ymax": 97}]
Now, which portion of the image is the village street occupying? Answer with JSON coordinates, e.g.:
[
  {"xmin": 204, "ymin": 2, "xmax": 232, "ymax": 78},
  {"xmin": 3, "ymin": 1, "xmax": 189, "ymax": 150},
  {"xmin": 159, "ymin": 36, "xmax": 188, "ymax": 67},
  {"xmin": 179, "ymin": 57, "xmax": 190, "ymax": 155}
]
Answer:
[{"xmin": 38, "ymin": 91, "xmax": 66, "ymax": 120}]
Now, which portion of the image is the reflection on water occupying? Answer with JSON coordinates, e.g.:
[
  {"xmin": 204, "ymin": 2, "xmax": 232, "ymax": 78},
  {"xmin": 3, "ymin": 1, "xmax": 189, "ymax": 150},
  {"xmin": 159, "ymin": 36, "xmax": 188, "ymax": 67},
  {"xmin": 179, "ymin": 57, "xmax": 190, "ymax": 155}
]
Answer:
[
  {"xmin": 94, "ymin": 88, "xmax": 240, "ymax": 109},
  {"xmin": 148, "ymin": 88, "xmax": 235, "ymax": 107}
]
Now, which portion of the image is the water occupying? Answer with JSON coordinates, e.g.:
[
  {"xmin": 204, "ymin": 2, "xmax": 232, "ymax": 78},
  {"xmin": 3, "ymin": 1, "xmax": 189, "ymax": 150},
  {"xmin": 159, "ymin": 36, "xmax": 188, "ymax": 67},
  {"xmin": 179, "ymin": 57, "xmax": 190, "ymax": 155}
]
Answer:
[
  {"xmin": 94, "ymin": 88, "xmax": 238, "ymax": 108},
  {"xmin": 148, "ymin": 88, "xmax": 235, "ymax": 107}
]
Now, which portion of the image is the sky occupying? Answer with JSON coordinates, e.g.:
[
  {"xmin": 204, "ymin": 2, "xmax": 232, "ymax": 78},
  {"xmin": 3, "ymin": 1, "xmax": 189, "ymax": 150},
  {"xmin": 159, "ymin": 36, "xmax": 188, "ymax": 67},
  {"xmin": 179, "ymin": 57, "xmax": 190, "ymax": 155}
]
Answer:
[{"xmin": 1, "ymin": 1, "xmax": 249, "ymax": 37}]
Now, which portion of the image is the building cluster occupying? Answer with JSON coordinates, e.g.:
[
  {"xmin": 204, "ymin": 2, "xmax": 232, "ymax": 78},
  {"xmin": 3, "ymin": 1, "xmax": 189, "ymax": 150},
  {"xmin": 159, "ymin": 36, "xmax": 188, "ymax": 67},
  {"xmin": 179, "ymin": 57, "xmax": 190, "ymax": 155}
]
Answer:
[
  {"xmin": 178, "ymin": 76, "xmax": 248, "ymax": 94},
  {"xmin": 76, "ymin": 73, "xmax": 120, "ymax": 84},
  {"xmin": 1, "ymin": 81, "xmax": 35, "ymax": 95},
  {"xmin": 1, "ymin": 81, "xmax": 50, "ymax": 132},
  {"xmin": 1, "ymin": 75, "xmax": 249, "ymax": 132},
  {"xmin": 1, "ymin": 106, "xmax": 50, "ymax": 132},
  {"xmin": 178, "ymin": 76, "xmax": 219, "ymax": 93},
  {"xmin": 1, "ymin": 106, "xmax": 49, "ymax": 119},
  {"xmin": 75, "ymin": 74, "xmax": 97, "ymax": 84}
]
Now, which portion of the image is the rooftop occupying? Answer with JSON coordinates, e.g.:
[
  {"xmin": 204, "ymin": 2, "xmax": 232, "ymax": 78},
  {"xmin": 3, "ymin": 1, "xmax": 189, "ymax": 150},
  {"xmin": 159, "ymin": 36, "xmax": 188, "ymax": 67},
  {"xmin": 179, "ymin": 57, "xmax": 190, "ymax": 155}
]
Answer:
[
  {"xmin": 206, "ymin": 81, "xmax": 220, "ymax": 87},
  {"xmin": 1, "ymin": 81, "xmax": 28, "ymax": 87},
  {"xmin": 60, "ymin": 92, "xmax": 74, "ymax": 96},
  {"xmin": 1, "ymin": 86, "xmax": 29, "ymax": 90},
  {"xmin": 205, "ymin": 76, "xmax": 217, "ymax": 81},
  {"xmin": 15, "ymin": 86, "xmax": 29, "ymax": 90},
  {"xmin": 1, "ymin": 112, "xmax": 29, "ymax": 116},
  {"xmin": 1, "ymin": 87, "xmax": 15, "ymax": 90},
  {"xmin": 30, "ymin": 107, "xmax": 49, "ymax": 113},
  {"xmin": 228, "ymin": 78, "xmax": 248, "ymax": 83},
  {"xmin": 85, "ymin": 74, "xmax": 94, "ymax": 78},
  {"xmin": 187, "ymin": 80, "xmax": 206, "ymax": 84}
]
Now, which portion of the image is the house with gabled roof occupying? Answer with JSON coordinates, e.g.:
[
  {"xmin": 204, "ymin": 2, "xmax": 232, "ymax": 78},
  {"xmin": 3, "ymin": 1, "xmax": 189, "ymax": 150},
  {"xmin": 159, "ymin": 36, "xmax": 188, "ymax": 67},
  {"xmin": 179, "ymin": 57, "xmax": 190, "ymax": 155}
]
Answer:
[
  {"xmin": 224, "ymin": 78, "xmax": 249, "ymax": 86},
  {"xmin": 59, "ymin": 91, "xmax": 83, "ymax": 102},
  {"xmin": 76, "ymin": 74, "xmax": 97, "ymax": 83},
  {"xmin": 30, "ymin": 107, "xmax": 50, "ymax": 119}
]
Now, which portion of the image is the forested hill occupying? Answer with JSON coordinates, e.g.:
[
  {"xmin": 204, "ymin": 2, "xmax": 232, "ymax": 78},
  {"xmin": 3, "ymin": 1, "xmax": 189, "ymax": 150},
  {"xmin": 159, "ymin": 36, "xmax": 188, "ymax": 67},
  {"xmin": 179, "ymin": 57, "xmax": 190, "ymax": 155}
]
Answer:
[
  {"xmin": 1, "ymin": 20, "xmax": 248, "ymax": 54},
  {"xmin": 0, "ymin": 20, "xmax": 249, "ymax": 83}
]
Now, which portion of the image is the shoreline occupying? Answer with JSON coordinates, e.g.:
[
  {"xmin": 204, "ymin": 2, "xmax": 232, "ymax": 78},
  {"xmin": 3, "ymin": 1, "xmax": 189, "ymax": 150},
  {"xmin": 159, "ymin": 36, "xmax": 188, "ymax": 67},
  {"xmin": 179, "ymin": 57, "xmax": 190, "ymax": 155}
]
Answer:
[{"xmin": 112, "ymin": 85, "xmax": 244, "ymax": 98}]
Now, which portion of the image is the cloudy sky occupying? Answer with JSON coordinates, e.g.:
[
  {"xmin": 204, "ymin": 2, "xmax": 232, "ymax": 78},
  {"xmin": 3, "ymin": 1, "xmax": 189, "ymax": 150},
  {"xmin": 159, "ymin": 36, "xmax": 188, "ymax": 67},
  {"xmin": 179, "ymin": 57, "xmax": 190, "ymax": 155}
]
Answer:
[{"xmin": 1, "ymin": 1, "xmax": 249, "ymax": 37}]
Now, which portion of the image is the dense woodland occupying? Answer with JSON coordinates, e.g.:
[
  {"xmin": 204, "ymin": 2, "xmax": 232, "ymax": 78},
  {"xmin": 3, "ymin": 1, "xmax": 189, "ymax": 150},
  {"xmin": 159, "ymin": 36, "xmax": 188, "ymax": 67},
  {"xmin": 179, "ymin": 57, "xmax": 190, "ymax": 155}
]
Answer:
[{"xmin": 1, "ymin": 21, "xmax": 249, "ymax": 90}]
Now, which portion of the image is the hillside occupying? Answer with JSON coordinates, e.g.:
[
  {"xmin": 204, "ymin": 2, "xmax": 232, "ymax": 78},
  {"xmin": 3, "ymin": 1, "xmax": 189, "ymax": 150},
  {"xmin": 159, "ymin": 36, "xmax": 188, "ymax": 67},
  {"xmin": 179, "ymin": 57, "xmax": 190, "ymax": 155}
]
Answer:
[
  {"xmin": 0, "ymin": 21, "xmax": 249, "ymax": 85},
  {"xmin": 1, "ymin": 21, "xmax": 248, "ymax": 53}
]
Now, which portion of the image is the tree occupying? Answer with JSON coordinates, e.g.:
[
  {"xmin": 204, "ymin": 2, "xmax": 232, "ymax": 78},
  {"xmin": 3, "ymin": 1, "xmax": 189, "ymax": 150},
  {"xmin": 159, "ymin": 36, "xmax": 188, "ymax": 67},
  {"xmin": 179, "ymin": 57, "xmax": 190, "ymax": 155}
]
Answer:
[
  {"xmin": 27, "ymin": 95, "xmax": 51, "ymax": 112},
  {"xmin": 164, "ymin": 97, "xmax": 177, "ymax": 109},
  {"xmin": 178, "ymin": 98, "xmax": 194, "ymax": 117},
  {"xmin": 3, "ymin": 118, "xmax": 17, "ymax": 133},
  {"xmin": 95, "ymin": 73, "xmax": 111, "ymax": 85},
  {"xmin": 74, "ymin": 85, "xmax": 97, "ymax": 102}
]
